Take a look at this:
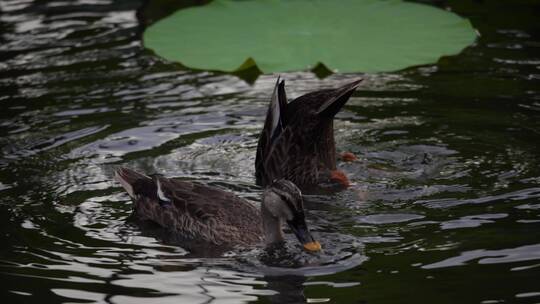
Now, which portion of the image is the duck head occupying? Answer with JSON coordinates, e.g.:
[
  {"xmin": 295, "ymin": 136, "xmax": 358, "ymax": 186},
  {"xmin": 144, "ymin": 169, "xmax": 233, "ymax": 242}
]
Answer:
[{"xmin": 262, "ymin": 179, "xmax": 321, "ymax": 252}]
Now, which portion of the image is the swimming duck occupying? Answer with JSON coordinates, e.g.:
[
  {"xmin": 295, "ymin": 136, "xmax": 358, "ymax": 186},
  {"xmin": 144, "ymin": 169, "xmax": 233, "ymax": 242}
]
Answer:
[
  {"xmin": 255, "ymin": 78, "xmax": 362, "ymax": 192},
  {"xmin": 114, "ymin": 167, "xmax": 321, "ymax": 252}
]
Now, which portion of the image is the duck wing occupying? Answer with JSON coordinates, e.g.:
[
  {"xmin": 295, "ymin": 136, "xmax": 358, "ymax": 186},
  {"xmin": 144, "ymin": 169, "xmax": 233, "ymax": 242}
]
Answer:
[
  {"xmin": 255, "ymin": 78, "xmax": 298, "ymax": 186},
  {"xmin": 159, "ymin": 177, "xmax": 262, "ymax": 237},
  {"xmin": 256, "ymin": 125, "xmax": 320, "ymax": 187},
  {"xmin": 285, "ymin": 79, "xmax": 362, "ymax": 171},
  {"xmin": 115, "ymin": 168, "xmax": 262, "ymax": 246},
  {"xmin": 255, "ymin": 77, "xmax": 286, "ymax": 173}
]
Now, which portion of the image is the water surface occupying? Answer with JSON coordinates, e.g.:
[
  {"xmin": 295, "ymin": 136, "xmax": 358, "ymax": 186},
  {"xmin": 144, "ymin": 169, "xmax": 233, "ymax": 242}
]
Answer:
[{"xmin": 1, "ymin": 0, "xmax": 540, "ymax": 303}]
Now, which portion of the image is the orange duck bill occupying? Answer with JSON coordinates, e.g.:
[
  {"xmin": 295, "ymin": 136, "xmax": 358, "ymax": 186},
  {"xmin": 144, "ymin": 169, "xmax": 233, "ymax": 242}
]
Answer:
[{"xmin": 287, "ymin": 215, "xmax": 322, "ymax": 252}]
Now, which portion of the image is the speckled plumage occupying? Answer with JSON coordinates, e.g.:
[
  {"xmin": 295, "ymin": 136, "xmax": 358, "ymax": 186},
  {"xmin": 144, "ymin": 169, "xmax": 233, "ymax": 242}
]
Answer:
[
  {"xmin": 115, "ymin": 168, "xmax": 263, "ymax": 248},
  {"xmin": 255, "ymin": 78, "xmax": 362, "ymax": 191}
]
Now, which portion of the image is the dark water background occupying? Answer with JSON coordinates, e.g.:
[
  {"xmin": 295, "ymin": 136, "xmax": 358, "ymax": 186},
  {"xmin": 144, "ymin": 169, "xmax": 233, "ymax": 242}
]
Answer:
[{"xmin": 1, "ymin": 0, "xmax": 540, "ymax": 303}]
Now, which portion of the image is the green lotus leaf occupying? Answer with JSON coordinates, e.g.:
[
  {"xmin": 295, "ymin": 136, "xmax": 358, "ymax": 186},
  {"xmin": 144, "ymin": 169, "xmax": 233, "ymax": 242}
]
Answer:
[{"xmin": 143, "ymin": 0, "xmax": 476, "ymax": 73}]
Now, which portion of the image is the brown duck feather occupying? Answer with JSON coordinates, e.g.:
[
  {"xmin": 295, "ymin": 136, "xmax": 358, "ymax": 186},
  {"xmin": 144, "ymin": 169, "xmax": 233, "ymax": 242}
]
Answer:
[
  {"xmin": 115, "ymin": 168, "xmax": 263, "ymax": 248},
  {"xmin": 255, "ymin": 78, "xmax": 362, "ymax": 191}
]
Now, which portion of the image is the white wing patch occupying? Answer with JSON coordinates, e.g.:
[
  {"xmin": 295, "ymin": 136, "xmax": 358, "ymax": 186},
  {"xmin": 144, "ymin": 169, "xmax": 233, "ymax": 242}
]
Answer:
[
  {"xmin": 156, "ymin": 179, "xmax": 171, "ymax": 202},
  {"xmin": 270, "ymin": 80, "xmax": 281, "ymax": 139}
]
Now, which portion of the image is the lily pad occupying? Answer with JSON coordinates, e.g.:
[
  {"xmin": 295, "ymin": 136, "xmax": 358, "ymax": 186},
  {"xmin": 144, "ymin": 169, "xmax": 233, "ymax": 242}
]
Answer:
[{"xmin": 143, "ymin": 0, "xmax": 476, "ymax": 73}]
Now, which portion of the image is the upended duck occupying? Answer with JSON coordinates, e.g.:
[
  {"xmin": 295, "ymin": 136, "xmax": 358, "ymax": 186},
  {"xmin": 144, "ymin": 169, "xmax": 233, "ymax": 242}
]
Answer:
[
  {"xmin": 115, "ymin": 167, "xmax": 321, "ymax": 252},
  {"xmin": 255, "ymin": 78, "xmax": 362, "ymax": 192}
]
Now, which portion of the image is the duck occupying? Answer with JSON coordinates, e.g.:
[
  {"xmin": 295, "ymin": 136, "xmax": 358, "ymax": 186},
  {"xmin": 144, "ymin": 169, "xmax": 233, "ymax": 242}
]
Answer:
[
  {"xmin": 114, "ymin": 167, "xmax": 321, "ymax": 253},
  {"xmin": 255, "ymin": 78, "xmax": 362, "ymax": 192}
]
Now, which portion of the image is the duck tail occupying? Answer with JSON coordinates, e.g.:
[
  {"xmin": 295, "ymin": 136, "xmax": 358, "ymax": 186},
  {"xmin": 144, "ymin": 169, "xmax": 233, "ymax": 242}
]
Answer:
[
  {"xmin": 255, "ymin": 77, "xmax": 288, "ymax": 186},
  {"xmin": 114, "ymin": 167, "xmax": 152, "ymax": 199},
  {"xmin": 269, "ymin": 76, "xmax": 288, "ymax": 138},
  {"xmin": 316, "ymin": 79, "xmax": 362, "ymax": 118}
]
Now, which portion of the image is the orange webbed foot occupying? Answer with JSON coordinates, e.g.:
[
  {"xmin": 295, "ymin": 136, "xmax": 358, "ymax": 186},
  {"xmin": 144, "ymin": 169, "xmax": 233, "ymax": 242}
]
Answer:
[
  {"xmin": 330, "ymin": 170, "xmax": 350, "ymax": 188},
  {"xmin": 340, "ymin": 152, "xmax": 358, "ymax": 162}
]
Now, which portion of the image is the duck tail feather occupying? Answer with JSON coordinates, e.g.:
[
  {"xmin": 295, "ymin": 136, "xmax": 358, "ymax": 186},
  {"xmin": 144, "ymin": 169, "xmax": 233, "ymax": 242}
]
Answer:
[
  {"xmin": 277, "ymin": 78, "xmax": 287, "ymax": 126},
  {"xmin": 269, "ymin": 77, "xmax": 288, "ymax": 137},
  {"xmin": 114, "ymin": 167, "xmax": 151, "ymax": 199},
  {"xmin": 316, "ymin": 79, "xmax": 362, "ymax": 118}
]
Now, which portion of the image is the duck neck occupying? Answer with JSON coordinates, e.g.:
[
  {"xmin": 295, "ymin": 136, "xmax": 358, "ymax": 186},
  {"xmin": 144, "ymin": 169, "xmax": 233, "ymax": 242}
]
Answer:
[{"xmin": 261, "ymin": 206, "xmax": 284, "ymax": 245}]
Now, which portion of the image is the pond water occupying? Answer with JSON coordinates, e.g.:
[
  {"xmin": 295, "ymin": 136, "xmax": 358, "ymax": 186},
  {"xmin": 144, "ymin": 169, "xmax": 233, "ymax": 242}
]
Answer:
[{"xmin": 1, "ymin": 0, "xmax": 539, "ymax": 303}]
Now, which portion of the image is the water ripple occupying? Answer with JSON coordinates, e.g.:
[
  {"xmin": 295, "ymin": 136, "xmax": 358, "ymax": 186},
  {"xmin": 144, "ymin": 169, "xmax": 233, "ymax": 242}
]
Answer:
[{"xmin": 1, "ymin": 0, "xmax": 539, "ymax": 303}]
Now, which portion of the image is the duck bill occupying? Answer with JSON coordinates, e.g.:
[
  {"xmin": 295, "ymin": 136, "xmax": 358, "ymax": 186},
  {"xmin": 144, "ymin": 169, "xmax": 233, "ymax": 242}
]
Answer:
[{"xmin": 287, "ymin": 219, "xmax": 322, "ymax": 252}]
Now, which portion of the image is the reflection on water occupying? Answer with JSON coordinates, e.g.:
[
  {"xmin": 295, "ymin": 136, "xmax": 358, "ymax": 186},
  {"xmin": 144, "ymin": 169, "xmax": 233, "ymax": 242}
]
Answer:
[
  {"xmin": 423, "ymin": 244, "xmax": 540, "ymax": 269},
  {"xmin": 1, "ymin": 0, "xmax": 540, "ymax": 303}
]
